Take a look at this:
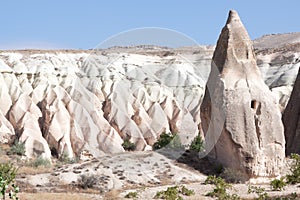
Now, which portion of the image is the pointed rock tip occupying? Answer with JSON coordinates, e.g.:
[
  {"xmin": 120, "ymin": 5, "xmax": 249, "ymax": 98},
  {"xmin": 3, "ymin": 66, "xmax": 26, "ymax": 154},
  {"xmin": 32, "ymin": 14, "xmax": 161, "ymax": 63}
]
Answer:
[{"xmin": 226, "ymin": 10, "xmax": 241, "ymax": 24}]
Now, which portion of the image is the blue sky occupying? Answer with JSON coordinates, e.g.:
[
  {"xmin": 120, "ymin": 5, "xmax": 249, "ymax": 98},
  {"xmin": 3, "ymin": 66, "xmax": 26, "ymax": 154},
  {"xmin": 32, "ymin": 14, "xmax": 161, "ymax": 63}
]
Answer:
[{"xmin": 0, "ymin": 1, "xmax": 299, "ymax": 49}]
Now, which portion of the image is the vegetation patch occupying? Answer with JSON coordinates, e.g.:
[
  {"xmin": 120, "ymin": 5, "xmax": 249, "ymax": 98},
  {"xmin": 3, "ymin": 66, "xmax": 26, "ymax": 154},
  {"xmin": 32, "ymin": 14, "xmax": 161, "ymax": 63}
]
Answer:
[
  {"xmin": 286, "ymin": 153, "xmax": 300, "ymax": 184},
  {"xmin": 59, "ymin": 152, "xmax": 77, "ymax": 164},
  {"xmin": 122, "ymin": 138, "xmax": 136, "ymax": 151},
  {"xmin": 153, "ymin": 132, "xmax": 182, "ymax": 150},
  {"xmin": 28, "ymin": 157, "xmax": 51, "ymax": 168},
  {"xmin": 204, "ymin": 175, "xmax": 240, "ymax": 200},
  {"xmin": 270, "ymin": 177, "xmax": 286, "ymax": 191},
  {"xmin": 9, "ymin": 140, "xmax": 25, "ymax": 156},
  {"xmin": 220, "ymin": 168, "xmax": 248, "ymax": 183},
  {"xmin": 189, "ymin": 133, "xmax": 204, "ymax": 152},
  {"xmin": 124, "ymin": 191, "xmax": 138, "ymax": 198},
  {"xmin": 248, "ymin": 185, "xmax": 269, "ymax": 200},
  {"xmin": 0, "ymin": 163, "xmax": 19, "ymax": 200},
  {"xmin": 77, "ymin": 174, "xmax": 98, "ymax": 189},
  {"xmin": 154, "ymin": 185, "xmax": 194, "ymax": 200}
]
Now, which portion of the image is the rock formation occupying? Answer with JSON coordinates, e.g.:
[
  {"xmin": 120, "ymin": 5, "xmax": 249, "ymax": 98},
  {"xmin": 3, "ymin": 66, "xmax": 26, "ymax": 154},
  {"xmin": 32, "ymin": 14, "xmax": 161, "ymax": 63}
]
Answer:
[
  {"xmin": 200, "ymin": 10, "xmax": 285, "ymax": 178},
  {"xmin": 283, "ymin": 68, "xmax": 300, "ymax": 155},
  {"xmin": 0, "ymin": 30, "xmax": 298, "ymax": 160}
]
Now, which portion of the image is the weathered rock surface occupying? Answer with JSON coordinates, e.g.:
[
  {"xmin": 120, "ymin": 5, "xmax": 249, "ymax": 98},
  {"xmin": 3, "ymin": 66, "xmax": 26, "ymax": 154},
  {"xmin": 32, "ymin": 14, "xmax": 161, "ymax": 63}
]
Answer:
[
  {"xmin": 0, "ymin": 32, "xmax": 299, "ymax": 159},
  {"xmin": 200, "ymin": 10, "xmax": 285, "ymax": 178},
  {"xmin": 283, "ymin": 68, "xmax": 300, "ymax": 155},
  {"xmin": 0, "ymin": 50, "xmax": 207, "ymax": 159}
]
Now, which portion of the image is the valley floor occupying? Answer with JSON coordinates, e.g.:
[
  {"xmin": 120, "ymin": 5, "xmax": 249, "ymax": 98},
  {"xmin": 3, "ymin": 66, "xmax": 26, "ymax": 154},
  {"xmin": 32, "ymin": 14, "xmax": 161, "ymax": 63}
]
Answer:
[{"xmin": 1, "ymin": 146, "xmax": 300, "ymax": 199}]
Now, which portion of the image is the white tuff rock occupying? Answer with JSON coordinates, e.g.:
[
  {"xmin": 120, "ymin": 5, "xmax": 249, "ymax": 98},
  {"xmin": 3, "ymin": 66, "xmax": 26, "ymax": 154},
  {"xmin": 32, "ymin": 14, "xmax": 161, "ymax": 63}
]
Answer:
[{"xmin": 200, "ymin": 10, "xmax": 286, "ymax": 178}]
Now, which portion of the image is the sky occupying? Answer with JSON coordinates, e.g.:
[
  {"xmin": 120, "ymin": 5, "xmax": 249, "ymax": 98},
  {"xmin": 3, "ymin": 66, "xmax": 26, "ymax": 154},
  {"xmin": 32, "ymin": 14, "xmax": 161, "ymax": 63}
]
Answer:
[{"xmin": 0, "ymin": 0, "xmax": 299, "ymax": 49}]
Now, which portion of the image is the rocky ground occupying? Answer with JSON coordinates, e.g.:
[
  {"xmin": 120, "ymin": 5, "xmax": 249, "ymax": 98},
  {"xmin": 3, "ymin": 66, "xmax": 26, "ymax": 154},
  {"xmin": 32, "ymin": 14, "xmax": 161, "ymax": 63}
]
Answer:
[{"xmin": 0, "ymin": 145, "xmax": 299, "ymax": 200}]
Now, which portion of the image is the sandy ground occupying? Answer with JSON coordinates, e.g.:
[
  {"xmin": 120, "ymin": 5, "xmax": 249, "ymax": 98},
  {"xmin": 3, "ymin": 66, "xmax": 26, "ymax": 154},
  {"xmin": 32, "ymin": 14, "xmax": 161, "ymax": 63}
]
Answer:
[{"xmin": 8, "ymin": 150, "xmax": 299, "ymax": 199}]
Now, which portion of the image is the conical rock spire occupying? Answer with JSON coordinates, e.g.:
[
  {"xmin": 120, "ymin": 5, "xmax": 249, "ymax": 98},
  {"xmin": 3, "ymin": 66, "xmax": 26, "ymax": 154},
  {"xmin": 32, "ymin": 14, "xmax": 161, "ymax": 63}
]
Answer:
[{"xmin": 201, "ymin": 10, "xmax": 285, "ymax": 179}]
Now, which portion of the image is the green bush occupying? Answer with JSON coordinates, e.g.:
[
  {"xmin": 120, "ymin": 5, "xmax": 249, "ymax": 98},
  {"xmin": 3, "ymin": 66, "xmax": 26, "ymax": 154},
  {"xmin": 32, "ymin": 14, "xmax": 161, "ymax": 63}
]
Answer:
[
  {"xmin": 153, "ymin": 132, "xmax": 182, "ymax": 150},
  {"xmin": 59, "ymin": 152, "xmax": 77, "ymax": 164},
  {"xmin": 122, "ymin": 138, "xmax": 136, "ymax": 151},
  {"xmin": 179, "ymin": 185, "xmax": 194, "ymax": 196},
  {"xmin": 286, "ymin": 153, "xmax": 300, "ymax": 184},
  {"xmin": 248, "ymin": 185, "xmax": 269, "ymax": 200},
  {"xmin": 29, "ymin": 157, "xmax": 51, "ymax": 168},
  {"xmin": 77, "ymin": 174, "xmax": 98, "ymax": 189},
  {"xmin": 124, "ymin": 191, "xmax": 138, "ymax": 198},
  {"xmin": 154, "ymin": 185, "xmax": 194, "ymax": 200},
  {"xmin": 189, "ymin": 134, "xmax": 204, "ymax": 152},
  {"xmin": 204, "ymin": 175, "xmax": 239, "ymax": 200},
  {"xmin": 0, "ymin": 163, "xmax": 19, "ymax": 200},
  {"xmin": 9, "ymin": 140, "xmax": 25, "ymax": 156},
  {"xmin": 270, "ymin": 177, "xmax": 286, "ymax": 191}
]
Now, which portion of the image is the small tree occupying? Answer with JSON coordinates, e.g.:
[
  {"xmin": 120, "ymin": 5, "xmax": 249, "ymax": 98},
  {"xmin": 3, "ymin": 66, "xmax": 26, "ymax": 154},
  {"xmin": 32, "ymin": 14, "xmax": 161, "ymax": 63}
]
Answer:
[
  {"xmin": 0, "ymin": 163, "xmax": 19, "ymax": 200},
  {"xmin": 286, "ymin": 153, "xmax": 300, "ymax": 184},
  {"xmin": 153, "ymin": 132, "xmax": 182, "ymax": 150},
  {"xmin": 189, "ymin": 134, "xmax": 204, "ymax": 152},
  {"xmin": 122, "ymin": 138, "xmax": 136, "ymax": 151}
]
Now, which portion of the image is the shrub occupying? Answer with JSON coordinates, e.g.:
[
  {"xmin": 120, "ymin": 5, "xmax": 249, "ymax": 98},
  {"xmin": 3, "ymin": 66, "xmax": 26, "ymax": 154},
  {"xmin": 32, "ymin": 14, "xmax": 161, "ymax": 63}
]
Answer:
[
  {"xmin": 122, "ymin": 138, "xmax": 136, "ymax": 151},
  {"xmin": 9, "ymin": 140, "xmax": 25, "ymax": 156},
  {"xmin": 214, "ymin": 164, "xmax": 224, "ymax": 175},
  {"xmin": 287, "ymin": 192, "xmax": 298, "ymax": 200},
  {"xmin": 0, "ymin": 163, "xmax": 19, "ymax": 200},
  {"xmin": 59, "ymin": 152, "xmax": 77, "ymax": 164},
  {"xmin": 154, "ymin": 185, "xmax": 194, "ymax": 200},
  {"xmin": 220, "ymin": 168, "xmax": 248, "ymax": 183},
  {"xmin": 124, "ymin": 191, "xmax": 138, "ymax": 198},
  {"xmin": 153, "ymin": 132, "xmax": 182, "ymax": 150},
  {"xmin": 29, "ymin": 157, "xmax": 51, "ymax": 168},
  {"xmin": 179, "ymin": 185, "xmax": 194, "ymax": 196},
  {"xmin": 248, "ymin": 185, "xmax": 269, "ymax": 200},
  {"xmin": 204, "ymin": 175, "xmax": 239, "ymax": 200},
  {"xmin": 286, "ymin": 153, "xmax": 300, "ymax": 184},
  {"xmin": 270, "ymin": 177, "xmax": 286, "ymax": 191},
  {"xmin": 189, "ymin": 134, "xmax": 204, "ymax": 152},
  {"xmin": 77, "ymin": 174, "xmax": 98, "ymax": 189}
]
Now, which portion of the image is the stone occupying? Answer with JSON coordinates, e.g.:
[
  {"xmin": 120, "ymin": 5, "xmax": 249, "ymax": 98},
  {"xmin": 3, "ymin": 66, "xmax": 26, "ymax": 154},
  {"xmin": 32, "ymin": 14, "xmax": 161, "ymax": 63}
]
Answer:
[
  {"xmin": 0, "ymin": 31, "xmax": 297, "ymax": 160},
  {"xmin": 283, "ymin": 68, "xmax": 300, "ymax": 155},
  {"xmin": 200, "ymin": 10, "xmax": 285, "ymax": 178}
]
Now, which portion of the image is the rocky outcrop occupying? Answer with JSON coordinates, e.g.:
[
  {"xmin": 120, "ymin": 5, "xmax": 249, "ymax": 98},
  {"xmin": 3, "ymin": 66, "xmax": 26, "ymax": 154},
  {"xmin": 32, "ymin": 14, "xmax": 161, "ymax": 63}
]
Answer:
[
  {"xmin": 200, "ymin": 10, "xmax": 285, "ymax": 178},
  {"xmin": 0, "ymin": 51, "xmax": 205, "ymax": 159},
  {"xmin": 0, "ymin": 30, "xmax": 298, "ymax": 160},
  {"xmin": 283, "ymin": 68, "xmax": 300, "ymax": 155}
]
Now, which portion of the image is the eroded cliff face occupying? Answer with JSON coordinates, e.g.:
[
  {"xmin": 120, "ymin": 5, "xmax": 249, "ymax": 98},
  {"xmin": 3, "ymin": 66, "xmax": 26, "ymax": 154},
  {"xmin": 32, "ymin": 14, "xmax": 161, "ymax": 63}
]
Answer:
[
  {"xmin": 200, "ymin": 10, "xmax": 285, "ymax": 178},
  {"xmin": 0, "ymin": 49, "xmax": 210, "ymax": 159},
  {"xmin": 0, "ymin": 31, "xmax": 299, "ymax": 160},
  {"xmin": 283, "ymin": 68, "xmax": 300, "ymax": 155}
]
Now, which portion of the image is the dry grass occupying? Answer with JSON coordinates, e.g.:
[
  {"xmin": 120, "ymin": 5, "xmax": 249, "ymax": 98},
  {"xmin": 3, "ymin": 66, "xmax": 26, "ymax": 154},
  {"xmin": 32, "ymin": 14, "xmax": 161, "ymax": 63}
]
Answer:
[
  {"xmin": 103, "ymin": 189, "xmax": 121, "ymax": 200},
  {"xmin": 0, "ymin": 154, "xmax": 11, "ymax": 163},
  {"xmin": 17, "ymin": 165, "xmax": 53, "ymax": 175},
  {"xmin": 0, "ymin": 144, "xmax": 19, "ymax": 163},
  {"xmin": 19, "ymin": 192, "xmax": 97, "ymax": 200}
]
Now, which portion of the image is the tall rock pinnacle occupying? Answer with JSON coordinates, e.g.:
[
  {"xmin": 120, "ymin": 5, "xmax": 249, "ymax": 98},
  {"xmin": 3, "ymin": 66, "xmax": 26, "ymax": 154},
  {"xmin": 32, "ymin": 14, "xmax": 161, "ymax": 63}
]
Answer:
[
  {"xmin": 283, "ymin": 68, "xmax": 300, "ymax": 155},
  {"xmin": 200, "ymin": 10, "xmax": 285, "ymax": 179}
]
